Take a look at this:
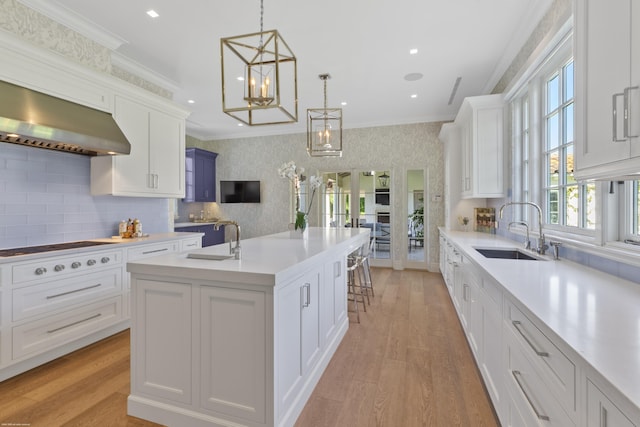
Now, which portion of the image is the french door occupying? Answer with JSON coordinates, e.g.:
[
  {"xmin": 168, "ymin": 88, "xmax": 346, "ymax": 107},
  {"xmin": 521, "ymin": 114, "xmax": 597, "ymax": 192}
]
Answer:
[{"xmin": 318, "ymin": 169, "xmax": 393, "ymax": 267}]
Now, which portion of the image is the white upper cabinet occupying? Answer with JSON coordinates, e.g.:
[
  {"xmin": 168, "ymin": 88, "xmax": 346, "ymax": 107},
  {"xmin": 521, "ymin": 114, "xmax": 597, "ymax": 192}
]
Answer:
[
  {"xmin": 91, "ymin": 93, "xmax": 187, "ymax": 198},
  {"xmin": 454, "ymin": 94, "xmax": 505, "ymax": 199},
  {"xmin": 575, "ymin": 0, "xmax": 640, "ymax": 179}
]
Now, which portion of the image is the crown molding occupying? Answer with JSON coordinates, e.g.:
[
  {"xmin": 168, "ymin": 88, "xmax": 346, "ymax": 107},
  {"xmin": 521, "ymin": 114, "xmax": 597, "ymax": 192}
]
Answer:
[
  {"xmin": 482, "ymin": 0, "xmax": 555, "ymax": 94},
  {"xmin": 111, "ymin": 52, "xmax": 181, "ymax": 95}
]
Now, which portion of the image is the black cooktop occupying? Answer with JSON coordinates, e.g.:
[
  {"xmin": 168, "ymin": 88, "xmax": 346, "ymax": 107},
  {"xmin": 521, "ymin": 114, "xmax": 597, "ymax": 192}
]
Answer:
[{"xmin": 0, "ymin": 241, "xmax": 116, "ymax": 257}]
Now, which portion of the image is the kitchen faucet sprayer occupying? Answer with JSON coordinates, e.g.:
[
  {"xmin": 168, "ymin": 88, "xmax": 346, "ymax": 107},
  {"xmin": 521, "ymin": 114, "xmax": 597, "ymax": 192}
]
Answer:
[
  {"xmin": 215, "ymin": 221, "xmax": 241, "ymax": 260},
  {"xmin": 499, "ymin": 202, "xmax": 548, "ymax": 255}
]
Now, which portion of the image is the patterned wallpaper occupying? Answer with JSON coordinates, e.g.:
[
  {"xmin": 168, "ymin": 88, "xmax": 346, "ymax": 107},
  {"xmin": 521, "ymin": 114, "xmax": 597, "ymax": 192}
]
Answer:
[
  {"xmin": 0, "ymin": 0, "xmax": 111, "ymax": 73},
  {"xmin": 0, "ymin": 0, "xmax": 171, "ymax": 98},
  {"xmin": 491, "ymin": 0, "xmax": 571, "ymax": 94},
  {"xmin": 188, "ymin": 122, "xmax": 445, "ymax": 270}
]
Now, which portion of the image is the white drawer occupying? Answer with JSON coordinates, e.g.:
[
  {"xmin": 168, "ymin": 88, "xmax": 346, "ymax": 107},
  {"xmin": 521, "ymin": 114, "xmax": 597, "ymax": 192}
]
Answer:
[
  {"xmin": 12, "ymin": 296, "xmax": 122, "ymax": 360},
  {"xmin": 12, "ymin": 267, "xmax": 123, "ymax": 322},
  {"xmin": 127, "ymin": 241, "xmax": 178, "ymax": 261},
  {"xmin": 586, "ymin": 379, "xmax": 637, "ymax": 427},
  {"xmin": 506, "ymin": 300, "xmax": 576, "ymax": 415},
  {"xmin": 482, "ymin": 275, "xmax": 503, "ymax": 310},
  {"xmin": 180, "ymin": 237, "xmax": 202, "ymax": 252},
  {"xmin": 505, "ymin": 337, "xmax": 575, "ymax": 426},
  {"xmin": 11, "ymin": 250, "xmax": 123, "ymax": 285}
]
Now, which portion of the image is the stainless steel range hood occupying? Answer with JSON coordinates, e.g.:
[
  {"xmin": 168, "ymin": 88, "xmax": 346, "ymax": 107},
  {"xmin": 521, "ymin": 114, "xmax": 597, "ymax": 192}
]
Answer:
[{"xmin": 0, "ymin": 80, "xmax": 131, "ymax": 156}]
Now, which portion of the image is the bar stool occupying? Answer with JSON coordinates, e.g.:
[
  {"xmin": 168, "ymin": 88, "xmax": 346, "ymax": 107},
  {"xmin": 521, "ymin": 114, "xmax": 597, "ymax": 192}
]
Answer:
[
  {"xmin": 359, "ymin": 239, "xmax": 374, "ymax": 299},
  {"xmin": 347, "ymin": 251, "xmax": 367, "ymax": 322}
]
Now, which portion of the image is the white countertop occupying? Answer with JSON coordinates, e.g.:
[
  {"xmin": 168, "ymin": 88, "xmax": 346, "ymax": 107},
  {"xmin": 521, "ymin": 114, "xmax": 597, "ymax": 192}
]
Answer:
[
  {"xmin": 127, "ymin": 227, "xmax": 370, "ymax": 287},
  {"xmin": 440, "ymin": 228, "xmax": 640, "ymax": 409},
  {"xmin": 0, "ymin": 232, "xmax": 203, "ymax": 264},
  {"xmin": 174, "ymin": 221, "xmax": 219, "ymax": 227}
]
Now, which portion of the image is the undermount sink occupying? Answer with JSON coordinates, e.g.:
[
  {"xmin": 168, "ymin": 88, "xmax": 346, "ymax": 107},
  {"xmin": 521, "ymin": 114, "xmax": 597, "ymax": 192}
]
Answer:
[
  {"xmin": 475, "ymin": 247, "xmax": 540, "ymax": 260},
  {"xmin": 187, "ymin": 252, "xmax": 234, "ymax": 261}
]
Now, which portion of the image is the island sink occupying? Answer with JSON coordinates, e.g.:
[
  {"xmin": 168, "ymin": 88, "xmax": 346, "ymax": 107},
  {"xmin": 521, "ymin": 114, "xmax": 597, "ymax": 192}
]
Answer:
[{"xmin": 475, "ymin": 247, "xmax": 540, "ymax": 260}]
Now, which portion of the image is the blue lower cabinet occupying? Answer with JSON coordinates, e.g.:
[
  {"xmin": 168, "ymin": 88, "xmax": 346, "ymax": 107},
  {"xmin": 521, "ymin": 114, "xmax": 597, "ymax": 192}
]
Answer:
[{"xmin": 175, "ymin": 224, "xmax": 224, "ymax": 247}]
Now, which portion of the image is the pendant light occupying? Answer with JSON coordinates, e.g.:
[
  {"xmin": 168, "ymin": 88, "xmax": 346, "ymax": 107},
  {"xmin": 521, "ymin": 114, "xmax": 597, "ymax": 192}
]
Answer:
[
  {"xmin": 378, "ymin": 172, "xmax": 390, "ymax": 188},
  {"xmin": 220, "ymin": 0, "xmax": 298, "ymax": 126},
  {"xmin": 307, "ymin": 74, "xmax": 343, "ymax": 157}
]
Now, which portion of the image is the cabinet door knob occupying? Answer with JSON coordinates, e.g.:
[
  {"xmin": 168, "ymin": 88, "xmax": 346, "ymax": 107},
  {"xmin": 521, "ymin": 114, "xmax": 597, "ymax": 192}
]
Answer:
[
  {"xmin": 35, "ymin": 267, "xmax": 47, "ymax": 275},
  {"xmin": 54, "ymin": 264, "xmax": 65, "ymax": 272}
]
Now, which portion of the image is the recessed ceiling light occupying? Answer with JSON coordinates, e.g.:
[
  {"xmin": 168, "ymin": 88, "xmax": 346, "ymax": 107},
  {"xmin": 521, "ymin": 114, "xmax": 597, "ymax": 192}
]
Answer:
[
  {"xmin": 238, "ymin": 123, "xmax": 244, "ymax": 126},
  {"xmin": 237, "ymin": 76, "xmax": 244, "ymax": 81},
  {"xmin": 404, "ymin": 72, "xmax": 424, "ymax": 81},
  {"xmin": 146, "ymin": 10, "xmax": 159, "ymax": 18},
  {"xmin": 187, "ymin": 100, "xmax": 195, "ymax": 104},
  {"xmin": 411, "ymin": 94, "xmax": 418, "ymax": 99},
  {"xmin": 409, "ymin": 48, "xmax": 418, "ymax": 55},
  {"xmin": 341, "ymin": 101, "xmax": 347, "ymax": 106}
]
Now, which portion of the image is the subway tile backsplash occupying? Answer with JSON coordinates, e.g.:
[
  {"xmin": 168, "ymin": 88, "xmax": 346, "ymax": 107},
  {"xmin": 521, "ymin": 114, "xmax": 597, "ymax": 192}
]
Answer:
[{"xmin": 0, "ymin": 144, "xmax": 170, "ymax": 249}]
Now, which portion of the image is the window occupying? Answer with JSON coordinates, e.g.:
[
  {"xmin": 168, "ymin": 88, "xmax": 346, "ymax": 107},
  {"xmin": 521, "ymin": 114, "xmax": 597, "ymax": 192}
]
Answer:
[
  {"xmin": 621, "ymin": 180, "xmax": 640, "ymax": 240},
  {"xmin": 543, "ymin": 59, "xmax": 596, "ymax": 230},
  {"xmin": 511, "ymin": 93, "xmax": 530, "ymax": 219}
]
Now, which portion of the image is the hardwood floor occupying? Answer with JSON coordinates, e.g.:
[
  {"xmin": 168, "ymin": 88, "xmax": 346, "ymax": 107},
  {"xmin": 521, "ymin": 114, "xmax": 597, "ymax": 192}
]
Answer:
[
  {"xmin": 295, "ymin": 268, "xmax": 498, "ymax": 427},
  {"xmin": 0, "ymin": 268, "xmax": 498, "ymax": 427}
]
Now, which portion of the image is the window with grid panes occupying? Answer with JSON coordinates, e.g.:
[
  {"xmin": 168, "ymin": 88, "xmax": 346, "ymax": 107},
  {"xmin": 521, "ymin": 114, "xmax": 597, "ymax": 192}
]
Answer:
[{"xmin": 543, "ymin": 59, "xmax": 595, "ymax": 229}]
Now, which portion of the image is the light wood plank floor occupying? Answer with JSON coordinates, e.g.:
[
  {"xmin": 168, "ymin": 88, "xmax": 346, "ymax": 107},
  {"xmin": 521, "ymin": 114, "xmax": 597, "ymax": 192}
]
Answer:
[{"xmin": 0, "ymin": 268, "xmax": 498, "ymax": 427}]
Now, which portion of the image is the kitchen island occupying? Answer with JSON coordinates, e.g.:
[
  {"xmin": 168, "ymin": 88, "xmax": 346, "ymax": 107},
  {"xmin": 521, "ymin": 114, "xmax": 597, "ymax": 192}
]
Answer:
[{"xmin": 126, "ymin": 227, "xmax": 369, "ymax": 427}]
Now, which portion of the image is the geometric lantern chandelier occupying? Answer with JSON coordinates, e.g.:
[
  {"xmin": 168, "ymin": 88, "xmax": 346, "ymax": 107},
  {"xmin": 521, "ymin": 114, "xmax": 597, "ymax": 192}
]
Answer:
[
  {"xmin": 220, "ymin": 0, "xmax": 298, "ymax": 126},
  {"xmin": 307, "ymin": 73, "xmax": 343, "ymax": 157}
]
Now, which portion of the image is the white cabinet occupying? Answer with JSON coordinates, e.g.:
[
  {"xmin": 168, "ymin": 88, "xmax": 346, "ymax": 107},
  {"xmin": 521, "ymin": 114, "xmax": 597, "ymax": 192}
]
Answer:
[
  {"xmin": 199, "ymin": 286, "xmax": 267, "ymax": 423},
  {"xmin": 131, "ymin": 278, "xmax": 193, "ymax": 404},
  {"xmin": 504, "ymin": 334, "xmax": 575, "ymax": 426},
  {"xmin": 278, "ymin": 267, "xmax": 322, "ymax": 413},
  {"xmin": 575, "ymin": 0, "xmax": 640, "ymax": 179},
  {"xmin": 455, "ymin": 94, "xmax": 505, "ymax": 198},
  {"xmin": 477, "ymin": 276, "xmax": 504, "ymax": 412},
  {"xmin": 439, "ymin": 230, "xmax": 640, "ymax": 427},
  {"xmin": 0, "ymin": 247, "xmax": 126, "ymax": 381},
  {"xmin": 504, "ymin": 300, "xmax": 576, "ymax": 419},
  {"xmin": 586, "ymin": 379, "xmax": 638, "ymax": 427},
  {"xmin": 321, "ymin": 256, "xmax": 347, "ymax": 344},
  {"xmin": 91, "ymin": 94, "xmax": 186, "ymax": 197}
]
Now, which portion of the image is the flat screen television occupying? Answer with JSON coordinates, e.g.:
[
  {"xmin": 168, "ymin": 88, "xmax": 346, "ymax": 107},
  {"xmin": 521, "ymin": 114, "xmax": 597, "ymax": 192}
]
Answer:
[
  {"xmin": 375, "ymin": 189, "xmax": 390, "ymax": 205},
  {"xmin": 220, "ymin": 180, "xmax": 261, "ymax": 203}
]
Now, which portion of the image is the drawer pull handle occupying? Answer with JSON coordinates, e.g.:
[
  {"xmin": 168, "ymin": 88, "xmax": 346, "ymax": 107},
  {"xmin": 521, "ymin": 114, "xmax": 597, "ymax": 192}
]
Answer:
[
  {"xmin": 101, "ymin": 257, "xmax": 110, "ymax": 263},
  {"xmin": 512, "ymin": 370, "xmax": 550, "ymax": 421},
  {"xmin": 301, "ymin": 283, "xmax": 311, "ymax": 308},
  {"xmin": 35, "ymin": 267, "xmax": 47, "ymax": 275},
  {"xmin": 71, "ymin": 262, "xmax": 82, "ymax": 269},
  {"xmin": 142, "ymin": 248, "xmax": 169, "ymax": 255},
  {"xmin": 46, "ymin": 284, "xmax": 102, "ymax": 300},
  {"xmin": 87, "ymin": 259, "xmax": 96, "ymax": 266},
  {"xmin": 601, "ymin": 406, "xmax": 608, "ymax": 427},
  {"xmin": 46, "ymin": 313, "xmax": 102, "ymax": 334},
  {"xmin": 512, "ymin": 320, "xmax": 549, "ymax": 357}
]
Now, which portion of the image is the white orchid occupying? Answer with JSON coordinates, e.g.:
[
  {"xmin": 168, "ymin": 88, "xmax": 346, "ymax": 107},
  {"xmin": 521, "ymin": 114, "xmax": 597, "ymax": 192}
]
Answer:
[
  {"xmin": 308, "ymin": 175, "xmax": 323, "ymax": 190},
  {"xmin": 277, "ymin": 162, "xmax": 324, "ymax": 231}
]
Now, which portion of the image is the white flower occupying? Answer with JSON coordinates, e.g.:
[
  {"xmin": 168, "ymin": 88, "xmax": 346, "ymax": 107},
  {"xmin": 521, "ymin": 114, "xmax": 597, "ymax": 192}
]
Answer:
[{"xmin": 309, "ymin": 175, "xmax": 323, "ymax": 190}]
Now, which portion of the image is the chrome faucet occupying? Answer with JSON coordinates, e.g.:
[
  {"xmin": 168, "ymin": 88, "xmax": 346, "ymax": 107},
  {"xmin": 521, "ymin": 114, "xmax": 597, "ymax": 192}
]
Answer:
[
  {"xmin": 499, "ymin": 202, "xmax": 548, "ymax": 255},
  {"xmin": 508, "ymin": 221, "xmax": 531, "ymax": 250},
  {"xmin": 215, "ymin": 220, "xmax": 241, "ymax": 260}
]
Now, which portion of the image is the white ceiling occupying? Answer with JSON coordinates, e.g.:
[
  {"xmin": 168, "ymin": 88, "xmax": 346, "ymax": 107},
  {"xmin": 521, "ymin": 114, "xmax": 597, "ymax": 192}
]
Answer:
[{"xmin": 24, "ymin": 0, "xmax": 552, "ymax": 140}]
